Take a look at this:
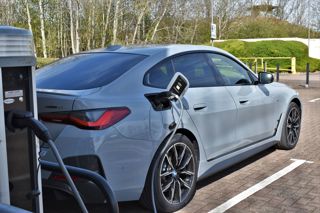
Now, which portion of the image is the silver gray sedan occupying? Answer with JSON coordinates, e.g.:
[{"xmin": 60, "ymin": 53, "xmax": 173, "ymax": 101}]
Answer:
[{"xmin": 36, "ymin": 45, "xmax": 301, "ymax": 212}]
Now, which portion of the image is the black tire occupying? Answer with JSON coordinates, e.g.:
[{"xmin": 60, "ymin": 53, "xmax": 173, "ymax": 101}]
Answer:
[
  {"xmin": 140, "ymin": 133, "xmax": 198, "ymax": 213},
  {"xmin": 277, "ymin": 102, "xmax": 301, "ymax": 150}
]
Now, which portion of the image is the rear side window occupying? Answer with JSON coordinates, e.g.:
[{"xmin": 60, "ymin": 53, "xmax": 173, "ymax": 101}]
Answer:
[
  {"xmin": 144, "ymin": 60, "xmax": 174, "ymax": 88},
  {"xmin": 36, "ymin": 53, "xmax": 146, "ymax": 90}
]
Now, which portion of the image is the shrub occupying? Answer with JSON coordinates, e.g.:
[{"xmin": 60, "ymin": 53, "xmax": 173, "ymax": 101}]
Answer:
[{"xmin": 210, "ymin": 40, "xmax": 320, "ymax": 72}]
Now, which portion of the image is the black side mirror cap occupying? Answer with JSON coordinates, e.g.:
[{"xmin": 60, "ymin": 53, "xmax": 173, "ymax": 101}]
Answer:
[{"xmin": 258, "ymin": 72, "xmax": 274, "ymax": 84}]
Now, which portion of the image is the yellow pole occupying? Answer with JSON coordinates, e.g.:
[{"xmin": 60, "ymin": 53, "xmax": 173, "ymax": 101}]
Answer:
[{"xmin": 291, "ymin": 57, "xmax": 296, "ymax": 74}]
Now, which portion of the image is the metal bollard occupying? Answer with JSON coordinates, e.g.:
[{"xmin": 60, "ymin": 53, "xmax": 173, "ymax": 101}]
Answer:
[
  {"xmin": 305, "ymin": 63, "xmax": 310, "ymax": 88},
  {"xmin": 249, "ymin": 62, "xmax": 252, "ymax": 70},
  {"xmin": 276, "ymin": 64, "xmax": 280, "ymax": 82},
  {"xmin": 263, "ymin": 61, "xmax": 267, "ymax": 72}
]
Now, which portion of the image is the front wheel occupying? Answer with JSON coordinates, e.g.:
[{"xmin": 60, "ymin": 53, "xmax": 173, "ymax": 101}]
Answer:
[
  {"xmin": 277, "ymin": 102, "xmax": 301, "ymax": 150},
  {"xmin": 140, "ymin": 134, "xmax": 198, "ymax": 213}
]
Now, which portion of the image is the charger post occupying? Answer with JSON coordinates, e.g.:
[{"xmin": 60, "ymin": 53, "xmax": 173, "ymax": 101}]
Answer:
[{"xmin": 0, "ymin": 26, "xmax": 42, "ymax": 213}]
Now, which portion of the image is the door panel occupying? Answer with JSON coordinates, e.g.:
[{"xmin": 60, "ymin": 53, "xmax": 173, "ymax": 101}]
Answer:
[
  {"xmin": 226, "ymin": 85, "xmax": 277, "ymax": 148},
  {"xmin": 185, "ymin": 87, "xmax": 237, "ymax": 160}
]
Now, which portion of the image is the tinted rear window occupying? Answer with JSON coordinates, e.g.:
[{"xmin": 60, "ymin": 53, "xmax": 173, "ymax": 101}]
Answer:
[{"xmin": 36, "ymin": 53, "xmax": 146, "ymax": 90}]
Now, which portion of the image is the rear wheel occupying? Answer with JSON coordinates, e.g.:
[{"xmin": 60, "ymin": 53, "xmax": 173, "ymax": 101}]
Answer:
[
  {"xmin": 277, "ymin": 102, "xmax": 301, "ymax": 150},
  {"xmin": 140, "ymin": 134, "xmax": 198, "ymax": 213}
]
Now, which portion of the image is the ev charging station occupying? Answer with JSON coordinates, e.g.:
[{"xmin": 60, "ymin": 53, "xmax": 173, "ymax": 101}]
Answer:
[
  {"xmin": 0, "ymin": 26, "xmax": 119, "ymax": 213},
  {"xmin": 0, "ymin": 26, "xmax": 42, "ymax": 212}
]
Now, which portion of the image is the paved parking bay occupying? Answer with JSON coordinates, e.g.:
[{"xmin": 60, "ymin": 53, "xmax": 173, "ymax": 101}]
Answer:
[{"xmin": 44, "ymin": 73, "xmax": 320, "ymax": 213}]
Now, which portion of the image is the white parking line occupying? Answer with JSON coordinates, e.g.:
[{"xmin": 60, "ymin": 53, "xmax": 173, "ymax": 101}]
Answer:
[
  {"xmin": 309, "ymin": 98, "xmax": 320, "ymax": 103},
  {"xmin": 208, "ymin": 159, "xmax": 313, "ymax": 213}
]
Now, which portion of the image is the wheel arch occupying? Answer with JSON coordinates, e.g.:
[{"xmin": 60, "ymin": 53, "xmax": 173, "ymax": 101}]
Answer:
[
  {"xmin": 290, "ymin": 97, "xmax": 302, "ymax": 110},
  {"xmin": 147, "ymin": 128, "xmax": 200, "ymax": 177},
  {"xmin": 175, "ymin": 128, "xmax": 200, "ymax": 161}
]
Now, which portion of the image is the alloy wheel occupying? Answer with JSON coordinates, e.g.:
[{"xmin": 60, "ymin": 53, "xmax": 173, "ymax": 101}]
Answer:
[
  {"xmin": 286, "ymin": 107, "xmax": 301, "ymax": 146},
  {"xmin": 159, "ymin": 142, "xmax": 196, "ymax": 204}
]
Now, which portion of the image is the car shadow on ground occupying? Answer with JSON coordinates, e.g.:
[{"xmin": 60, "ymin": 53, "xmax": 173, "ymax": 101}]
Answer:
[{"xmin": 43, "ymin": 147, "xmax": 276, "ymax": 213}]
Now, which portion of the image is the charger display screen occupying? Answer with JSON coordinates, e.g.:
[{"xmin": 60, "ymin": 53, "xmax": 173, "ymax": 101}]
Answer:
[{"xmin": 169, "ymin": 75, "xmax": 188, "ymax": 97}]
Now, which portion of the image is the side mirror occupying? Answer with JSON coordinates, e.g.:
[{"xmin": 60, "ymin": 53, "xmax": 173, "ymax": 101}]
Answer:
[{"xmin": 258, "ymin": 72, "xmax": 274, "ymax": 84}]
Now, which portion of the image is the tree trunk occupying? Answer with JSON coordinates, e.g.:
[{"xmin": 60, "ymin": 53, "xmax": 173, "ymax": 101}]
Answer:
[
  {"xmin": 132, "ymin": 3, "xmax": 147, "ymax": 44},
  {"xmin": 59, "ymin": 1, "xmax": 65, "ymax": 57},
  {"xmin": 142, "ymin": 15, "xmax": 145, "ymax": 40},
  {"xmin": 101, "ymin": 0, "xmax": 112, "ymax": 47},
  {"xmin": 75, "ymin": 0, "xmax": 80, "ymax": 53},
  {"xmin": 190, "ymin": 20, "xmax": 198, "ymax": 44},
  {"xmin": 87, "ymin": 3, "xmax": 92, "ymax": 50},
  {"xmin": 25, "ymin": 0, "xmax": 37, "ymax": 56},
  {"xmin": 69, "ymin": 0, "xmax": 76, "ymax": 53},
  {"xmin": 38, "ymin": 0, "xmax": 47, "ymax": 58},
  {"xmin": 111, "ymin": 0, "xmax": 120, "ymax": 45},
  {"xmin": 147, "ymin": 0, "xmax": 169, "ymax": 42},
  {"xmin": 91, "ymin": 2, "xmax": 95, "ymax": 48}
]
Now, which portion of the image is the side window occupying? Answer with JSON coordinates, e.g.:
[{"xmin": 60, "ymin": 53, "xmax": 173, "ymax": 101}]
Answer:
[
  {"xmin": 144, "ymin": 60, "xmax": 174, "ymax": 88},
  {"xmin": 172, "ymin": 53, "xmax": 220, "ymax": 87},
  {"xmin": 207, "ymin": 53, "xmax": 252, "ymax": 86}
]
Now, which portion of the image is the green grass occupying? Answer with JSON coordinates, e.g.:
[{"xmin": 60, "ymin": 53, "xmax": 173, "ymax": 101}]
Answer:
[
  {"xmin": 37, "ymin": 58, "xmax": 58, "ymax": 68},
  {"xmin": 207, "ymin": 40, "xmax": 320, "ymax": 72}
]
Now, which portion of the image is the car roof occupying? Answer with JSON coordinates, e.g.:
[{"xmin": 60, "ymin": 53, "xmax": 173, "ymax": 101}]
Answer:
[{"xmin": 87, "ymin": 44, "xmax": 228, "ymax": 57}]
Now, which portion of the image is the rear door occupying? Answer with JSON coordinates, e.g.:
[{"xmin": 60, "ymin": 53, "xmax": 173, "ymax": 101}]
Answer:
[
  {"xmin": 208, "ymin": 53, "xmax": 278, "ymax": 148},
  {"xmin": 171, "ymin": 53, "xmax": 238, "ymax": 160}
]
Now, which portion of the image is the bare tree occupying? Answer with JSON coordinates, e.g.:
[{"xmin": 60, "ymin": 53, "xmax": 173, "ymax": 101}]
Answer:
[
  {"xmin": 24, "ymin": 0, "xmax": 37, "ymax": 56},
  {"xmin": 213, "ymin": 0, "xmax": 250, "ymax": 39},
  {"xmin": 1, "ymin": 0, "xmax": 318, "ymax": 58},
  {"xmin": 68, "ymin": 0, "xmax": 76, "ymax": 53},
  {"xmin": 145, "ymin": 0, "xmax": 170, "ymax": 42},
  {"xmin": 75, "ymin": 0, "xmax": 80, "ymax": 52},
  {"xmin": 101, "ymin": 0, "xmax": 112, "ymax": 47},
  {"xmin": 38, "ymin": 0, "xmax": 47, "ymax": 58},
  {"xmin": 132, "ymin": 0, "xmax": 148, "ymax": 44},
  {"xmin": 111, "ymin": 0, "xmax": 121, "ymax": 45}
]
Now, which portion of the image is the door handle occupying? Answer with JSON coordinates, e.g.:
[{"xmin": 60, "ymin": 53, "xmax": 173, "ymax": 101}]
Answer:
[
  {"xmin": 193, "ymin": 103, "xmax": 207, "ymax": 111},
  {"xmin": 239, "ymin": 100, "xmax": 249, "ymax": 104}
]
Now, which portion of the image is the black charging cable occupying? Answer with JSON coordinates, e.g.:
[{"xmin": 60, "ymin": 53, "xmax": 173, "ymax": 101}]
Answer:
[
  {"xmin": 6, "ymin": 110, "xmax": 89, "ymax": 213},
  {"xmin": 150, "ymin": 93, "xmax": 184, "ymax": 213}
]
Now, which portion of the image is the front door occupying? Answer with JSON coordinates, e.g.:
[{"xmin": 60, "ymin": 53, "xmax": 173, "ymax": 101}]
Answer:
[{"xmin": 208, "ymin": 53, "xmax": 278, "ymax": 149}]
